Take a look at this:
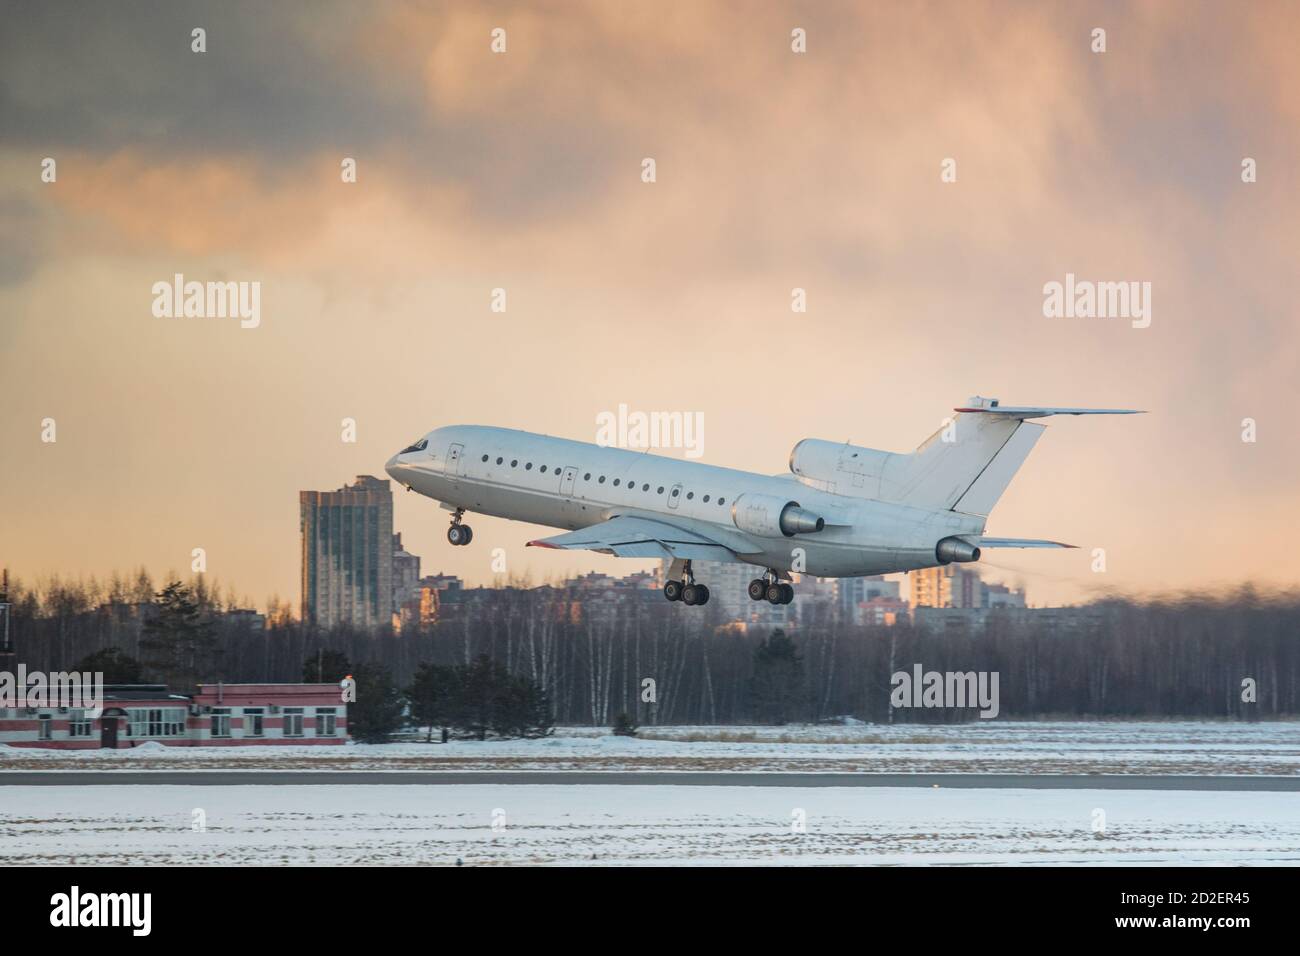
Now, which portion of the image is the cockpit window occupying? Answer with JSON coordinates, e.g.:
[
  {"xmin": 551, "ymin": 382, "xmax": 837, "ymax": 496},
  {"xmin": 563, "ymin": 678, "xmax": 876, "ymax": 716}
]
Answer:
[{"xmin": 401, "ymin": 438, "xmax": 428, "ymax": 454}]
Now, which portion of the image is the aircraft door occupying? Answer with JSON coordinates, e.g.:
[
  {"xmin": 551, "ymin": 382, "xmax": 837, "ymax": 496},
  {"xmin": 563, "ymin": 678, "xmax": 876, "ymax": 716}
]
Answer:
[
  {"xmin": 444, "ymin": 442, "xmax": 464, "ymax": 475},
  {"xmin": 559, "ymin": 466, "xmax": 577, "ymax": 497},
  {"xmin": 667, "ymin": 483, "xmax": 683, "ymax": 509}
]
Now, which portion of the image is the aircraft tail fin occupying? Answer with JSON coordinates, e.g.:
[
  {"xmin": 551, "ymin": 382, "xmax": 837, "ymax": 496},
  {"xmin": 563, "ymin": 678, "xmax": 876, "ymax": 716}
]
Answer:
[{"xmin": 894, "ymin": 396, "xmax": 1142, "ymax": 516}]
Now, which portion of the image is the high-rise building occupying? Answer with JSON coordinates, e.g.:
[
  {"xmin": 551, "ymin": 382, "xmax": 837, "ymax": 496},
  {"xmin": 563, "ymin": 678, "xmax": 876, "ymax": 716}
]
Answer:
[
  {"xmin": 300, "ymin": 476, "xmax": 394, "ymax": 629},
  {"xmin": 909, "ymin": 565, "xmax": 1026, "ymax": 610},
  {"xmin": 909, "ymin": 564, "xmax": 982, "ymax": 608},
  {"xmin": 391, "ymin": 532, "xmax": 421, "ymax": 613}
]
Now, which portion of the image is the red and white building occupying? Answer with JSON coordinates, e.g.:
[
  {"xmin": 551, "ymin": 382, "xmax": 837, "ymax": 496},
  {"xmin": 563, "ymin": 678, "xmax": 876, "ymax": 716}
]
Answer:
[{"xmin": 0, "ymin": 682, "xmax": 348, "ymax": 749}]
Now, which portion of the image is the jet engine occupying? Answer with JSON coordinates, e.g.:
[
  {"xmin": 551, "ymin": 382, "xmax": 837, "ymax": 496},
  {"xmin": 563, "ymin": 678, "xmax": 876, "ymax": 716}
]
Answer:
[
  {"xmin": 935, "ymin": 536, "xmax": 981, "ymax": 564},
  {"xmin": 731, "ymin": 493, "xmax": 826, "ymax": 538}
]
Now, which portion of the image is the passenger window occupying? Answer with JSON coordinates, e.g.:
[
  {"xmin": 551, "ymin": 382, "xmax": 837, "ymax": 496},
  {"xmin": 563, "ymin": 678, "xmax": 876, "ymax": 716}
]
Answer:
[
  {"xmin": 642, "ymin": 483, "xmax": 649, "ymax": 491},
  {"xmin": 687, "ymin": 492, "xmax": 694, "ymax": 500},
  {"xmin": 511, "ymin": 460, "xmax": 518, "ymax": 467},
  {"xmin": 613, "ymin": 479, "xmax": 620, "ymax": 486},
  {"xmin": 496, "ymin": 457, "xmax": 503, "ymax": 465},
  {"xmin": 540, "ymin": 465, "xmax": 547, "ymax": 473},
  {"xmin": 658, "ymin": 486, "xmax": 665, "ymax": 494},
  {"xmin": 525, "ymin": 462, "xmax": 532, "ymax": 470},
  {"xmin": 584, "ymin": 473, "xmax": 591, "ymax": 480},
  {"xmin": 670, "ymin": 488, "xmax": 679, "ymax": 497},
  {"xmin": 718, "ymin": 497, "xmax": 726, "ymax": 505},
  {"xmin": 598, "ymin": 476, "xmax": 606, "ymax": 483},
  {"xmin": 703, "ymin": 495, "xmax": 710, "ymax": 502},
  {"xmin": 481, "ymin": 454, "xmax": 489, "ymax": 462}
]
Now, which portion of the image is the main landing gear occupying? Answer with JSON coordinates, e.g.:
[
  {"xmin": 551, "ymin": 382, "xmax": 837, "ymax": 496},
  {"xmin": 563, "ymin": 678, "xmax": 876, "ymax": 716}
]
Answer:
[
  {"xmin": 664, "ymin": 559, "xmax": 710, "ymax": 606},
  {"xmin": 748, "ymin": 569, "xmax": 793, "ymax": 605},
  {"xmin": 446, "ymin": 509, "xmax": 474, "ymax": 546}
]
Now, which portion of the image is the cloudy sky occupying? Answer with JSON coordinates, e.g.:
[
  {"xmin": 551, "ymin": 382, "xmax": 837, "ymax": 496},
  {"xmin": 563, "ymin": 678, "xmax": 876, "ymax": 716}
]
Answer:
[{"xmin": 2, "ymin": 0, "xmax": 1297, "ymax": 608}]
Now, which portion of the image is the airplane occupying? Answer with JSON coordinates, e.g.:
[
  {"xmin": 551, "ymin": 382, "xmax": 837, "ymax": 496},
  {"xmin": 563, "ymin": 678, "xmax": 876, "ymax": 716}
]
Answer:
[{"xmin": 384, "ymin": 397, "xmax": 1142, "ymax": 607}]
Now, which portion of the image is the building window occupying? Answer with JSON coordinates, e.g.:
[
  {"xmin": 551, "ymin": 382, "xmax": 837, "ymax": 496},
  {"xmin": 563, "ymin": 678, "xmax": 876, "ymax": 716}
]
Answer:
[
  {"xmin": 244, "ymin": 708, "xmax": 264, "ymax": 737},
  {"xmin": 283, "ymin": 708, "xmax": 304, "ymax": 737},
  {"xmin": 127, "ymin": 708, "xmax": 186, "ymax": 738},
  {"xmin": 68, "ymin": 708, "xmax": 92, "ymax": 737},
  {"xmin": 316, "ymin": 708, "xmax": 338, "ymax": 737},
  {"xmin": 39, "ymin": 716, "xmax": 52, "ymax": 740},
  {"xmin": 211, "ymin": 708, "xmax": 231, "ymax": 738}
]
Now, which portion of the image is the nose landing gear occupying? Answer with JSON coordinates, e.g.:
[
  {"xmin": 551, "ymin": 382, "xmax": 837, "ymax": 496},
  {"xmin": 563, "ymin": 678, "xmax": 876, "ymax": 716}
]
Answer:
[
  {"xmin": 663, "ymin": 559, "xmax": 710, "ymax": 606},
  {"xmin": 447, "ymin": 509, "xmax": 474, "ymax": 546},
  {"xmin": 748, "ymin": 569, "xmax": 793, "ymax": 605}
]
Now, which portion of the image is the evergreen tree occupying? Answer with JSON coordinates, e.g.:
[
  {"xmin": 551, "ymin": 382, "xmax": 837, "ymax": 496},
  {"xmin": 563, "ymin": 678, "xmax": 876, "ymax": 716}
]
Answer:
[
  {"xmin": 138, "ymin": 581, "xmax": 219, "ymax": 691},
  {"xmin": 73, "ymin": 647, "xmax": 144, "ymax": 684},
  {"xmin": 611, "ymin": 712, "xmax": 638, "ymax": 736},
  {"xmin": 347, "ymin": 662, "xmax": 404, "ymax": 743},
  {"xmin": 491, "ymin": 672, "xmax": 554, "ymax": 739},
  {"xmin": 303, "ymin": 649, "xmax": 352, "ymax": 684},
  {"xmin": 452, "ymin": 655, "xmax": 506, "ymax": 741},
  {"xmin": 749, "ymin": 629, "xmax": 804, "ymax": 725},
  {"xmin": 407, "ymin": 662, "xmax": 458, "ymax": 742}
]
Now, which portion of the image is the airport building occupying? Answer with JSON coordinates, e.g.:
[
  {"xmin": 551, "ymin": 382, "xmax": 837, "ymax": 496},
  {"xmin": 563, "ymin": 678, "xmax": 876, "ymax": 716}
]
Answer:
[
  {"xmin": 0, "ymin": 682, "xmax": 347, "ymax": 750},
  {"xmin": 300, "ymin": 475, "xmax": 394, "ymax": 629}
]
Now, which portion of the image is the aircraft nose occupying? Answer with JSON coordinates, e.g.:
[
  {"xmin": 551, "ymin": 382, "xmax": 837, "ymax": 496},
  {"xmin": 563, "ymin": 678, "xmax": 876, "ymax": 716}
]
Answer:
[{"xmin": 384, "ymin": 453, "xmax": 402, "ymax": 481}]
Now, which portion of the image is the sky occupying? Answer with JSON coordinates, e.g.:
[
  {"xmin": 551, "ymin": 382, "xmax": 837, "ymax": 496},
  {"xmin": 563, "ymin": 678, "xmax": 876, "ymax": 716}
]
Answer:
[{"xmin": 1, "ymin": 0, "xmax": 1297, "ymax": 609}]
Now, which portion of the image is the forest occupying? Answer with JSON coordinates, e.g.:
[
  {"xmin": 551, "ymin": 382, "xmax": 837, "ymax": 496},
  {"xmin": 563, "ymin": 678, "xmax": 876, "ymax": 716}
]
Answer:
[{"xmin": 3, "ymin": 570, "xmax": 1297, "ymax": 726}]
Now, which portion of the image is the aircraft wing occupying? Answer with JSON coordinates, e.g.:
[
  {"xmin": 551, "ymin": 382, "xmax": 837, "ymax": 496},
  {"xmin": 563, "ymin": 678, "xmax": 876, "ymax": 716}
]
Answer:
[
  {"xmin": 527, "ymin": 515, "xmax": 744, "ymax": 562},
  {"xmin": 972, "ymin": 537, "xmax": 1077, "ymax": 549}
]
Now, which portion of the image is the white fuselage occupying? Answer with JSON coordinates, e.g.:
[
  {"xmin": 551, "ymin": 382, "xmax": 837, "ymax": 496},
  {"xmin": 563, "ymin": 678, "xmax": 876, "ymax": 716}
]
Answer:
[{"xmin": 385, "ymin": 425, "xmax": 985, "ymax": 577}]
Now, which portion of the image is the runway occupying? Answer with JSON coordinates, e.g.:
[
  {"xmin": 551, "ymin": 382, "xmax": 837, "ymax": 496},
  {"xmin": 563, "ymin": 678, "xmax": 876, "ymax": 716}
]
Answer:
[{"xmin": 2, "ymin": 770, "xmax": 1297, "ymax": 790}]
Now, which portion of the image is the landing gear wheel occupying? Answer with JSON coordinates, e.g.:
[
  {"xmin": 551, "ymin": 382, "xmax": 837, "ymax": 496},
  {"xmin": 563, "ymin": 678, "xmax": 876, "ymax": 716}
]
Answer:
[
  {"xmin": 748, "ymin": 579, "xmax": 767, "ymax": 601},
  {"xmin": 682, "ymin": 584, "xmax": 700, "ymax": 606},
  {"xmin": 779, "ymin": 583, "xmax": 794, "ymax": 604},
  {"xmin": 695, "ymin": 584, "xmax": 710, "ymax": 606},
  {"xmin": 447, "ymin": 524, "xmax": 471, "ymax": 546},
  {"xmin": 663, "ymin": 580, "xmax": 684, "ymax": 602},
  {"xmin": 765, "ymin": 584, "xmax": 785, "ymax": 604}
]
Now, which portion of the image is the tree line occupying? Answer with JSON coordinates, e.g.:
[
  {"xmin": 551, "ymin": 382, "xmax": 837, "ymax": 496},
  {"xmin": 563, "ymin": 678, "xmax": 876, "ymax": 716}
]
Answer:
[{"xmin": 5, "ymin": 570, "xmax": 1299, "ymax": 724}]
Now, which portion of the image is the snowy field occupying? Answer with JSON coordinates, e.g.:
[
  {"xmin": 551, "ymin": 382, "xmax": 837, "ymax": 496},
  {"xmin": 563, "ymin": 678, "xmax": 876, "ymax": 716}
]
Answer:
[
  {"xmin": 3, "ymin": 721, "xmax": 1298, "ymax": 775},
  {"xmin": 2, "ymin": 784, "xmax": 1296, "ymax": 865}
]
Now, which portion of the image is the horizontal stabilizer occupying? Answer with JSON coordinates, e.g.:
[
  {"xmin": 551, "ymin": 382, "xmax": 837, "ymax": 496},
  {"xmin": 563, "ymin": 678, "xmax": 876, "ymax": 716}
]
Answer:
[
  {"xmin": 952, "ymin": 405, "xmax": 1145, "ymax": 419},
  {"xmin": 973, "ymin": 537, "xmax": 1077, "ymax": 549}
]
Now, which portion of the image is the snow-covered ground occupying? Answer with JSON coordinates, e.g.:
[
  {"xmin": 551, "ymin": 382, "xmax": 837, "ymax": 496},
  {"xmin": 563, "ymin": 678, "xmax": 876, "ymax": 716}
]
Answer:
[
  {"xmin": 2, "ymin": 784, "xmax": 1296, "ymax": 865},
  {"xmin": 3, "ymin": 721, "xmax": 1298, "ymax": 775}
]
